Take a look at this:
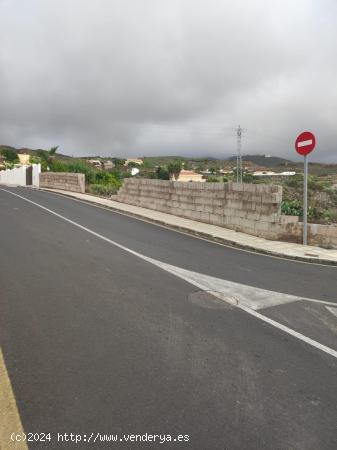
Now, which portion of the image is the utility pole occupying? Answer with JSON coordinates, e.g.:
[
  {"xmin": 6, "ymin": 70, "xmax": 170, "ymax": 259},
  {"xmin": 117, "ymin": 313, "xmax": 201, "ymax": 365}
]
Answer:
[{"xmin": 236, "ymin": 125, "xmax": 243, "ymax": 183}]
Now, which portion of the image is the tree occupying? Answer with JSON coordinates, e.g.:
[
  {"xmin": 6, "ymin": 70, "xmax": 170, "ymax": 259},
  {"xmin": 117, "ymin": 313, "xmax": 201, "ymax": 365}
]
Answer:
[
  {"xmin": 0, "ymin": 148, "xmax": 18, "ymax": 162},
  {"xmin": 206, "ymin": 176, "xmax": 220, "ymax": 182},
  {"xmin": 167, "ymin": 161, "xmax": 182, "ymax": 180},
  {"xmin": 156, "ymin": 166, "xmax": 169, "ymax": 180},
  {"xmin": 48, "ymin": 145, "xmax": 58, "ymax": 158},
  {"xmin": 183, "ymin": 160, "xmax": 191, "ymax": 170},
  {"xmin": 127, "ymin": 161, "xmax": 141, "ymax": 168},
  {"xmin": 112, "ymin": 158, "xmax": 126, "ymax": 167},
  {"xmin": 242, "ymin": 173, "xmax": 256, "ymax": 183},
  {"xmin": 37, "ymin": 146, "xmax": 59, "ymax": 166}
]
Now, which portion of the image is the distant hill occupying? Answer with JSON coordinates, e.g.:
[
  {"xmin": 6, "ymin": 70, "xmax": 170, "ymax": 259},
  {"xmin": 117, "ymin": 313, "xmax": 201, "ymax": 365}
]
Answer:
[
  {"xmin": 226, "ymin": 154, "xmax": 337, "ymax": 176},
  {"xmin": 2, "ymin": 145, "xmax": 337, "ymax": 177},
  {"xmin": 227, "ymin": 154, "xmax": 294, "ymax": 167},
  {"xmin": 0, "ymin": 145, "xmax": 18, "ymax": 152},
  {"xmin": 0, "ymin": 145, "xmax": 74, "ymax": 161}
]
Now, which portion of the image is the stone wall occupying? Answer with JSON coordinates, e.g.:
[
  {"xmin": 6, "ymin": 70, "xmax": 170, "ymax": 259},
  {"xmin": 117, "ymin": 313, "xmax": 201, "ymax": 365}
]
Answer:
[
  {"xmin": 116, "ymin": 178, "xmax": 300, "ymax": 240},
  {"xmin": 40, "ymin": 172, "xmax": 85, "ymax": 193},
  {"xmin": 308, "ymin": 223, "xmax": 337, "ymax": 249}
]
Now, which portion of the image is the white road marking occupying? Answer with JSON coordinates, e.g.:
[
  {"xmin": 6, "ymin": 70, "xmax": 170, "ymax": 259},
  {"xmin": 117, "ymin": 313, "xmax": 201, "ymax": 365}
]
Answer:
[
  {"xmin": 326, "ymin": 306, "xmax": 337, "ymax": 319},
  {"xmin": 297, "ymin": 139, "xmax": 313, "ymax": 147},
  {"xmin": 32, "ymin": 188, "xmax": 337, "ymax": 267},
  {"xmin": 150, "ymin": 260, "xmax": 301, "ymax": 310},
  {"xmin": 299, "ymin": 298, "xmax": 337, "ymax": 307},
  {"xmin": 2, "ymin": 188, "xmax": 337, "ymax": 360}
]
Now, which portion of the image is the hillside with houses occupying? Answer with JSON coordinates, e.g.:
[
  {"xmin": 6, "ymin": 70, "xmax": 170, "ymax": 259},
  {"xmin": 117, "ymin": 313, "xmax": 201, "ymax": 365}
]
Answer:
[{"xmin": 1, "ymin": 145, "xmax": 337, "ymax": 223}]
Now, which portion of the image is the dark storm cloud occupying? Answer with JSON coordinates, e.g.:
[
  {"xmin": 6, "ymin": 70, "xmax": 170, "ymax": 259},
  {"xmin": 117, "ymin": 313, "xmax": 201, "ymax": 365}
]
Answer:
[{"xmin": 1, "ymin": 0, "xmax": 336, "ymax": 160}]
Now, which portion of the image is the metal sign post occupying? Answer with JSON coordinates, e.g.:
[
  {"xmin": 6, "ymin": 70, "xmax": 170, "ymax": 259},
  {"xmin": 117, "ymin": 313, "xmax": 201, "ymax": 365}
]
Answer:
[
  {"xmin": 295, "ymin": 131, "xmax": 316, "ymax": 245},
  {"xmin": 303, "ymin": 154, "xmax": 308, "ymax": 245}
]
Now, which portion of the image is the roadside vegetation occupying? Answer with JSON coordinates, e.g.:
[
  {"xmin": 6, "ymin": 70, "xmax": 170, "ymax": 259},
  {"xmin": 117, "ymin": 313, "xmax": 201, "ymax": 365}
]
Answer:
[
  {"xmin": 0, "ymin": 146, "xmax": 124, "ymax": 196},
  {"xmin": 1, "ymin": 145, "xmax": 337, "ymax": 221},
  {"xmin": 280, "ymin": 175, "xmax": 337, "ymax": 223},
  {"xmin": 49, "ymin": 156, "xmax": 124, "ymax": 196},
  {"xmin": 0, "ymin": 147, "xmax": 20, "ymax": 166}
]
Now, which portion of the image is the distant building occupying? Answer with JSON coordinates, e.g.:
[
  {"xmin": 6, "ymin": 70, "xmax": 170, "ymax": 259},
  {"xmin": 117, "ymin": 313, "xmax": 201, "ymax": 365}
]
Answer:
[
  {"xmin": 253, "ymin": 170, "xmax": 275, "ymax": 176},
  {"xmin": 242, "ymin": 161, "xmax": 257, "ymax": 172},
  {"xmin": 220, "ymin": 165, "xmax": 234, "ymax": 174},
  {"xmin": 253, "ymin": 170, "xmax": 296, "ymax": 177},
  {"xmin": 18, "ymin": 153, "xmax": 30, "ymax": 165},
  {"xmin": 124, "ymin": 158, "xmax": 143, "ymax": 166},
  {"xmin": 87, "ymin": 159, "xmax": 102, "ymax": 168},
  {"xmin": 279, "ymin": 171, "xmax": 296, "ymax": 176},
  {"xmin": 176, "ymin": 170, "xmax": 205, "ymax": 182},
  {"xmin": 102, "ymin": 160, "xmax": 114, "ymax": 171},
  {"xmin": 130, "ymin": 167, "xmax": 140, "ymax": 176}
]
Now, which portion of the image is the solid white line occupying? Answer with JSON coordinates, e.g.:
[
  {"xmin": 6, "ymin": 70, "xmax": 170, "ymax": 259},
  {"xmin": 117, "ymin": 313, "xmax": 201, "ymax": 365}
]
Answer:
[
  {"xmin": 2, "ymin": 188, "xmax": 337, "ymax": 360},
  {"xmin": 30, "ymin": 188, "xmax": 337, "ymax": 268},
  {"xmin": 326, "ymin": 306, "xmax": 337, "ymax": 318},
  {"xmin": 297, "ymin": 139, "xmax": 313, "ymax": 147},
  {"xmin": 226, "ymin": 300, "xmax": 337, "ymax": 359}
]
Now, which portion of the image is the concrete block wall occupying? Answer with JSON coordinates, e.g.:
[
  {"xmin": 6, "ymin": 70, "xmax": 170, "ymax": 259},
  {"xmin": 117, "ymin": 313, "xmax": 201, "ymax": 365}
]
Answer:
[
  {"xmin": 278, "ymin": 222, "xmax": 337, "ymax": 248},
  {"xmin": 116, "ymin": 179, "xmax": 297, "ymax": 240},
  {"xmin": 39, "ymin": 172, "xmax": 85, "ymax": 193},
  {"xmin": 308, "ymin": 224, "xmax": 337, "ymax": 249}
]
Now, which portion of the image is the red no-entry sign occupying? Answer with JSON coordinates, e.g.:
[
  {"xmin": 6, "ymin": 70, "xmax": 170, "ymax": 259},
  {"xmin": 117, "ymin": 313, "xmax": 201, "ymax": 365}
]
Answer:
[{"xmin": 295, "ymin": 131, "xmax": 316, "ymax": 156}]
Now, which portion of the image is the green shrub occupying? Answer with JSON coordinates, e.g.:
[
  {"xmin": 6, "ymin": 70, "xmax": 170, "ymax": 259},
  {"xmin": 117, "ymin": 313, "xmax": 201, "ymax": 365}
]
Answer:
[
  {"xmin": 242, "ymin": 173, "xmax": 256, "ymax": 183},
  {"xmin": 49, "ymin": 159, "xmax": 68, "ymax": 172},
  {"xmin": 88, "ymin": 184, "xmax": 119, "ymax": 197},
  {"xmin": 281, "ymin": 200, "xmax": 302, "ymax": 216},
  {"xmin": 322, "ymin": 210, "xmax": 337, "ymax": 222},
  {"xmin": 29, "ymin": 155, "xmax": 42, "ymax": 165},
  {"xmin": 48, "ymin": 159, "xmax": 122, "ymax": 188},
  {"xmin": 63, "ymin": 161, "xmax": 97, "ymax": 183},
  {"xmin": 307, "ymin": 176, "xmax": 329, "ymax": 191},
  {"xmin": 307, "ymin": 206, "xmax": 321, "ymax": 220},
  {"xmin": 284, "ymin": 175, "xmax": 303, "ymax": 188},
  {"xmin": 156, "ymin": 167, "xmax": 169, "ymax": 180},
  {"xmin": 282, "ymin": 200, "xmax": 324, "ymax": 221}
]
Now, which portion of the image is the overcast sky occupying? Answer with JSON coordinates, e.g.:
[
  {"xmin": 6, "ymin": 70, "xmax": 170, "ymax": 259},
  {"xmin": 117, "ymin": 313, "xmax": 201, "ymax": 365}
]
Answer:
[{"xmin": 1, "ymin": 0, "xmax": 336, "ymax": 161}]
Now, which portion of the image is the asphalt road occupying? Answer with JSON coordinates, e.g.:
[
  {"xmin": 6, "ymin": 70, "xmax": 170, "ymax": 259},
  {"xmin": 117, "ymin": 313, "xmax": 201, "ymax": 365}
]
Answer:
[{"xmin": 1, "ymin": 186, "xmax": 336, "ymax": 450}]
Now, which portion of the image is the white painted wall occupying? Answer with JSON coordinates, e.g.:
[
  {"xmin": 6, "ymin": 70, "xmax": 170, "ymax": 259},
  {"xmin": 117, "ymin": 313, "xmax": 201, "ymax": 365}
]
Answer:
[
  {"xmin": 0, "ymin": 166, "xmax": 27, "ymax": 186},
  {"xmin": 32, "ymin": 164, "xmax": 41, "ymax": 187},
  {"xmin": 0, "ymin": 164, "xmax": 41, "ymax": 186}
]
